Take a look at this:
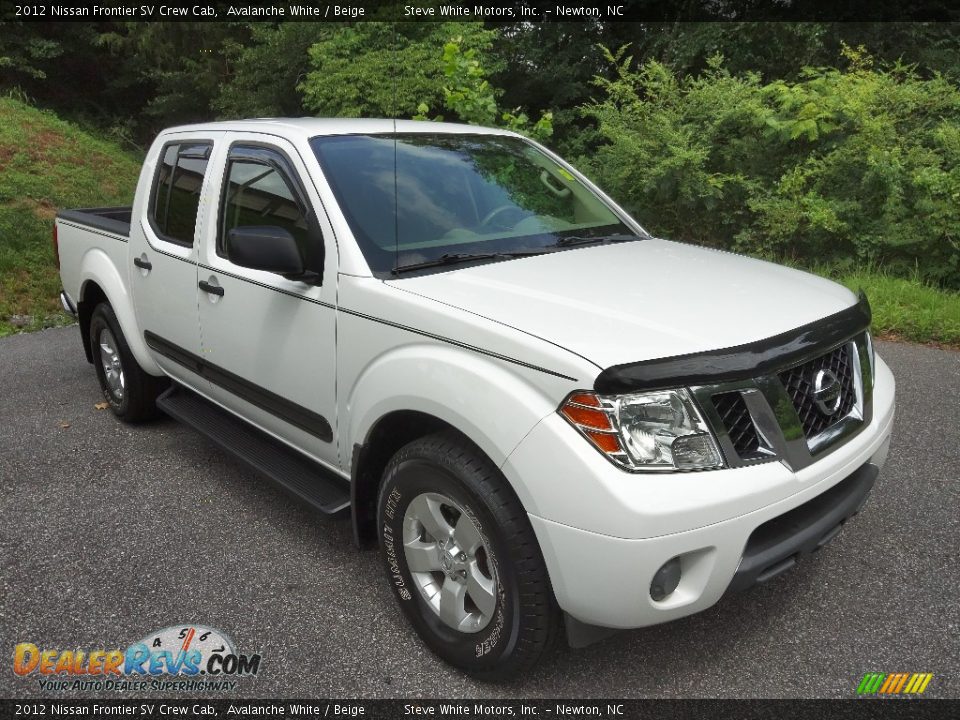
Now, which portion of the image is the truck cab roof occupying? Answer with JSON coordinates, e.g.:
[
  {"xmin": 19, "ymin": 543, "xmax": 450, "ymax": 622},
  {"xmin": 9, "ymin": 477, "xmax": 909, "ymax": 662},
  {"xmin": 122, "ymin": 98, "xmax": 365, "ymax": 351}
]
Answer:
[{"xmin": 161, "ymin": 117, "xmax": 519, "ymax": 141}]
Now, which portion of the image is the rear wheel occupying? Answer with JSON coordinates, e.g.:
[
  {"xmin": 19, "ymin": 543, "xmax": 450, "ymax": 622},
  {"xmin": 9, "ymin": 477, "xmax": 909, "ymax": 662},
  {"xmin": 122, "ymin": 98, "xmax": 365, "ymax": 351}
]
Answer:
[
  {"xmin": 89, "ymin": 303, "xmax": 166, "ymax": 422},
  {"xmin": 377, "ymin": 431, "xmax": 560, "ymax": 680}
]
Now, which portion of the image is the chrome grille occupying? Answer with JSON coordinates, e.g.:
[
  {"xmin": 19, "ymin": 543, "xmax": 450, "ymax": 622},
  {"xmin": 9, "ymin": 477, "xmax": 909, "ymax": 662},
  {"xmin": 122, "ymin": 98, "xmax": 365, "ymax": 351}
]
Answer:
[
  {"xmin": 690, "ymin": 333, "xmax": 869, "ymax": 471},
  {"xmin": 778, "ymin": 344, "xmax": 856, "ymax": 440}
]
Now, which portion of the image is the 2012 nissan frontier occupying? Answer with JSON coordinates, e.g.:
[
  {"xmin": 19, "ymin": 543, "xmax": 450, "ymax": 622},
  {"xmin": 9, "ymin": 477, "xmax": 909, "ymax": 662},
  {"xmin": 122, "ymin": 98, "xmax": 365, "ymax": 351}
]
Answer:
[{"xmin": 55, "ymin": 119, "xmax": 895, "ymax": 679}]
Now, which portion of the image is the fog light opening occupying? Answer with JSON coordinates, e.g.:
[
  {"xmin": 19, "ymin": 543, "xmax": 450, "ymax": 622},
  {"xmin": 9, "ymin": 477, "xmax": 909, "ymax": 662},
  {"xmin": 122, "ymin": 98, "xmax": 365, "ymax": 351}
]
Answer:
[{"xmin": 650, "ymin": 557, "xmax": 682, "ymax": 602}]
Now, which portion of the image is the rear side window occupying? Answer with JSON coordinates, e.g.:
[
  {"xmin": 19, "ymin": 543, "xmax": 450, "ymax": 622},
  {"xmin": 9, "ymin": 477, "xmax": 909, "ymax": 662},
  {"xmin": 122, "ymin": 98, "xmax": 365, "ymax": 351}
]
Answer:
[{"xmin": 149, "ymin": 142, "xmax": 212, "ymax": 245}]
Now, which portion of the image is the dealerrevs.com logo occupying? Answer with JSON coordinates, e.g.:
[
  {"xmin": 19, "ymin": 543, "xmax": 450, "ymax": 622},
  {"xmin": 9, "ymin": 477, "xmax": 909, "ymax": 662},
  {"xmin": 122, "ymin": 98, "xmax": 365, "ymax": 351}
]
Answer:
[{"xmin": 12, "ymin": 625, "xmax": 262, "ymax": 693}]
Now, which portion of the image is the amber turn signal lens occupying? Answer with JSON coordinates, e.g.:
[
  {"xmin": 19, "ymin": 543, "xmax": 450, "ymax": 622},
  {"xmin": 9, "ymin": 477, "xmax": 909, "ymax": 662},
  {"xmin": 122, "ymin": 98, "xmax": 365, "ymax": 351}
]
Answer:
[
  {"xmin": 560, "ymin": 405, "xmax": 612, "ymax": 430},
  {"xmin": 559, "ymin": 392, "xmax": 625, "ymax": 457},
  {"xmin": 584, "ymin": 430, "xmax": 623, "ymax": 454},
  {"xmin": 568, "ymin": 392, "xmax": 601, "ymax": 407}
]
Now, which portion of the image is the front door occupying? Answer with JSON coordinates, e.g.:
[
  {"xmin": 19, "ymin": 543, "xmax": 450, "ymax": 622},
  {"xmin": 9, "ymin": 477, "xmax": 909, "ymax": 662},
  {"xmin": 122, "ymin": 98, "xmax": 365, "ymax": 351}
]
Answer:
[{"xmin": 196, "ymin": 134, "xmax": 339, "ymax": 468}]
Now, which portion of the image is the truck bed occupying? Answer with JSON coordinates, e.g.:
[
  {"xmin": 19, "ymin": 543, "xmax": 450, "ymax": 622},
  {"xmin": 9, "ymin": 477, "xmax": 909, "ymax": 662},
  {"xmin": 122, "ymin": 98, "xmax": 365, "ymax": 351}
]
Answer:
[{"xmin": 57, "ymin": 207, "xmax": 131, "ymax": 238}]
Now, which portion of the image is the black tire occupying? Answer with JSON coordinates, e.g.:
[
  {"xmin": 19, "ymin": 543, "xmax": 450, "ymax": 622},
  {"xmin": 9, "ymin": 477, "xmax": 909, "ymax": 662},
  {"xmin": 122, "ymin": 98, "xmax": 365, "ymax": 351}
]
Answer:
[
  {"xmin": 377, "ymin": 430, "xmax": 561, "ymax": 680},
  {"xmin": 89, "ymin": 303, "xmax": 166, "ymax": 422}
]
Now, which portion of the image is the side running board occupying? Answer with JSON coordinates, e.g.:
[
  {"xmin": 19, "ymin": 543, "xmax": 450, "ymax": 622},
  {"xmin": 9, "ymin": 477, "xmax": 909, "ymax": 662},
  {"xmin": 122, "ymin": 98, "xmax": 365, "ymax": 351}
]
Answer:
[{"xmin": 157, "ymin": 384, "xmax": 350, "ymax": 517}]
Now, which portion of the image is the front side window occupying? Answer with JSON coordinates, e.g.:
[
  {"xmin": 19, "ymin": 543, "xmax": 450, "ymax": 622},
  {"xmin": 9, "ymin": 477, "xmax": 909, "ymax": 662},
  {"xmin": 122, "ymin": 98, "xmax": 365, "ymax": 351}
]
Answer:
[
  {"xmin": 310, "ymin": 133, "xmax": 640, "ymax": 274},
  {"xmin": 149, "ymin": 142, "xmax": 210, "ymax": 245},
  {"xmin": 219, "ymin": 159, "xmax": 310, "ymax": 260}
]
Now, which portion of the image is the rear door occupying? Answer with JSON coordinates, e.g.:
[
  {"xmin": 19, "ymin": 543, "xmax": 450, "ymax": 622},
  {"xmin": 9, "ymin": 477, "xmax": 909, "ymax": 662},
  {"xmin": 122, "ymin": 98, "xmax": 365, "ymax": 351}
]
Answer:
[
  {"xmin": 196, "ymin": 133, "xmax": 339, "ymax": 468},
  {"xmin": 129, "ymin": 133, "xmax": 220, "ymax": 386}
]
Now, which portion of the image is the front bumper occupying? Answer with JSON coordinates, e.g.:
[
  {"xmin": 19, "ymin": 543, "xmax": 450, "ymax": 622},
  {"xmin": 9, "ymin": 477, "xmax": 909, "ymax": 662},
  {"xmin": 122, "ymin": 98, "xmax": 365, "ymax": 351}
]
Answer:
[
  {"xmin": 725, "ymin": 460, "xmax": 875, "ymax": 593},
  {"xmin": 503, "ymin": 355, "xmax": 895, "ymax": 630}
]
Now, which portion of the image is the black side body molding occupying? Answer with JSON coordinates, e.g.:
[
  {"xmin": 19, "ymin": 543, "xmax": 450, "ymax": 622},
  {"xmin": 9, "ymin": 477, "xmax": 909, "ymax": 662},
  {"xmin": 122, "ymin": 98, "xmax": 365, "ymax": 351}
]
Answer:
[
  {"xmin": 594, "ymin": 293, "xmax": 871, "ymax": 394},
  {"xmin": 157, "ymin": 385, "xmax": 349, "ymax": 516},
  {"xmin": 144, "ymin": 330, "xmax": 333, "ymax": 442}
]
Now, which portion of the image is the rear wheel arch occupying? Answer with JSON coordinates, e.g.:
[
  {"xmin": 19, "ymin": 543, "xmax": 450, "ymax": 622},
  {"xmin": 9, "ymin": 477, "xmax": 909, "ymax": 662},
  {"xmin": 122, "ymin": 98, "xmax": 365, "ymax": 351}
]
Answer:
[
  {"xmin": 78, "ymin": 280, "xmax": 109, "ymax": 363},
  {"xmin": 76, "ymin": 258, "xmax": 161, "ymax": 376}
]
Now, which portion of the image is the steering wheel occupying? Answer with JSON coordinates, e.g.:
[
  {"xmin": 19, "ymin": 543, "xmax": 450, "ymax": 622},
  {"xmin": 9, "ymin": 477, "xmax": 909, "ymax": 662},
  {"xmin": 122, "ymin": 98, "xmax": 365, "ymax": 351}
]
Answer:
[{"xmin": 479, "ymin": 204, "xmax": 529, "ymax": 230}]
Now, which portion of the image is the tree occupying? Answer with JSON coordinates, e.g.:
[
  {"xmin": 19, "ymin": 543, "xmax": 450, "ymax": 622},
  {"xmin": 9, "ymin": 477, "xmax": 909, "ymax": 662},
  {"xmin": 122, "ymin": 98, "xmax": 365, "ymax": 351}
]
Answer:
[
  {"xmin": 582, "ymin": 45, "xmax": 960, "ymax": 287},
  {"xmin": 101, "ymin": 23, "xmax": 250, "ymax": 135},
  {"xmin": 414, "ymin": 39, "xmax": 553, "ymax": 142},
  {"xmin": 215, "ymin": 23, "xmax": 335, "ymax": 119},
  {"xmin": 298, "ymin": 22, "xmax": 497, "ymax": 118}
]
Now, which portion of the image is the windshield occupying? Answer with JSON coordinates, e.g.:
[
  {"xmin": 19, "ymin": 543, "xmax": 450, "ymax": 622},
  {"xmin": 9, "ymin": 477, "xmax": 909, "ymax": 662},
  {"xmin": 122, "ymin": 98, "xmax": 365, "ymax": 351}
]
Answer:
[{"xmin": 309, "ymin": 133, "xmax": 641, "ymax": 275}]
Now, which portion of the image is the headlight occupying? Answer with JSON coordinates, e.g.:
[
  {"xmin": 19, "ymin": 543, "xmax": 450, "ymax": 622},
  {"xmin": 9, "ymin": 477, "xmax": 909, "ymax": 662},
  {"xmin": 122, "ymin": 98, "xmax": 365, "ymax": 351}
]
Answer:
[{"xmin": 560, "ymin": 389, "xmax": 724, "ymax": 472}]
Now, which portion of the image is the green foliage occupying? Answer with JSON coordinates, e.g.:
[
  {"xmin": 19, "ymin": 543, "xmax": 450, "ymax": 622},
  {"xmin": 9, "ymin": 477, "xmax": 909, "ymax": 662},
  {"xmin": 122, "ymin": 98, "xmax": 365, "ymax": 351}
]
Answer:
[
  {"xmin": 435, "ymin": 40, "xmax": 498, "ymax": 125},
  {"xmin": 101, "ymin": 24, "xmax": 248, "ymax": 132},
  {"xmin": 415, "ymin": 39, "xmax": 553, "ymax": 142},
  {"xmin": 0, "ymin": 22, "xmax": 63, "ymax": 82},
  {"xmin": 299, "ymin": 22, "xmax": 496, "ymax": 119},
  {"xmin": 637, "ymin": 22, "xmax": 960, "ymax": 84},
  {"xmin": 0, "ymin": 98, "xmax": 142, "ymax": 336},
  {"xmin": 583, "ymin": 45, "xmax": 960, "ymax": 288},
  {"xmin": 215, "ymin": 24, "xmax": 334, "ymax": 119},
  {"xmin": 0, "ymin": 22, "xmax": 149, "ymax": 140}
]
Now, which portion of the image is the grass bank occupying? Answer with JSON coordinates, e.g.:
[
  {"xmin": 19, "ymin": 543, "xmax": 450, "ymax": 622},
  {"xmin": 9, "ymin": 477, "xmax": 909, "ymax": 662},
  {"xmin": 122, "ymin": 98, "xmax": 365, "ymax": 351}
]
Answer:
[
  {"xmin": 820, "ymin": 267, "xmax": 960, "ymax": 349},
  {"xmin": 0, "ymin": 97, "xmax": 141, "ymax": 337}
]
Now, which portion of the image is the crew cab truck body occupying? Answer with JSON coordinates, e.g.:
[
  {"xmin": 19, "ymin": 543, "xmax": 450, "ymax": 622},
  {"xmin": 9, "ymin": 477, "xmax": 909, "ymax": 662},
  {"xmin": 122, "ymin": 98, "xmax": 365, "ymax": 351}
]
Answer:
[{"xmin": 56, "ymin": 119, "xmax": 895, "ymax": 678}]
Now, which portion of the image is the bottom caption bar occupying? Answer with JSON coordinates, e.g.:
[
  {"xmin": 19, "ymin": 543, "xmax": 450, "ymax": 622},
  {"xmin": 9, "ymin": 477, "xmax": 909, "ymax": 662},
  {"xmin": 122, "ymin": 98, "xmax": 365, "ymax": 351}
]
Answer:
[{"xmin": 1, "ymin": 699, "xmax": 954, "ymax": 719}]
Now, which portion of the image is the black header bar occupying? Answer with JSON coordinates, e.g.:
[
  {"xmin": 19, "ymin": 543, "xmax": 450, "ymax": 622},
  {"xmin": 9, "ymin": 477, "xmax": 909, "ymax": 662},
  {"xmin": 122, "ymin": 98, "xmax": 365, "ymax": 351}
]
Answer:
[{"xmin": 3, "ymin": 0, "xmax": 960, "ymax": 23}]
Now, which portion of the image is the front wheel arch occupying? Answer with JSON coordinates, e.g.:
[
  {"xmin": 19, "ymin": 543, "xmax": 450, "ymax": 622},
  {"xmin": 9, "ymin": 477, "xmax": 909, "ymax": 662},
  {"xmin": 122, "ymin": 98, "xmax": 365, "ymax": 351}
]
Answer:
[{"xmin": 352, "ymin": 411, "xmax": 472, "ymax": 548}]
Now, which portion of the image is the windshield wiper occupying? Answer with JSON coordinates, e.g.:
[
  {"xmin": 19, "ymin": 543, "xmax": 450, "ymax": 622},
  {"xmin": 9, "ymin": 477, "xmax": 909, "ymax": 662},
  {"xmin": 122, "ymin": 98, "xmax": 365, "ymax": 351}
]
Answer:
[
  {"xmin": 391, "ymin": 250, "xmax": 545, "ymax": 274},
  {"xmin": 552, "ymin": 233, "xmax": 639, "ymax": 248}
]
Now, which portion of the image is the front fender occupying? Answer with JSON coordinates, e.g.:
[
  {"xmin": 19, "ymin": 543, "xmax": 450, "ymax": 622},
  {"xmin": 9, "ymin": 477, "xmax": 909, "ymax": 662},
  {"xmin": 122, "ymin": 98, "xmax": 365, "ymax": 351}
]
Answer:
[
  {"xmin": 80, "ymin": 248, "xmax": 161, "ymax": 375},
  {"xmin": 345, "ymin": 342, "xmax": 561, "ymax": 509}
]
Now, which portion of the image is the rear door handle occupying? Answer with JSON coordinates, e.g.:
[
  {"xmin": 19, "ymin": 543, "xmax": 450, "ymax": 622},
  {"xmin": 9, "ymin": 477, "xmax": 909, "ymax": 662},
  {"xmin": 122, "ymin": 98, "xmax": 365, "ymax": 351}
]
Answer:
[
  {"xmin": 133, "ymin": 256, "xmax": 152, "ymax": 271},
  {"xmin": 198, "ymin": 280, "xmax": 224, "ymax": 297}
]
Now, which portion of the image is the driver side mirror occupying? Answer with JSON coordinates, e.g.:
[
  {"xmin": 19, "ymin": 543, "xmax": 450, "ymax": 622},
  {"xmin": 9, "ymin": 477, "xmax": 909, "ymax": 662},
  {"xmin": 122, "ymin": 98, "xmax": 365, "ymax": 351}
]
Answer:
[{"xmin": 226, "ymin": 226, "xmax": 305, "ymax": 278}]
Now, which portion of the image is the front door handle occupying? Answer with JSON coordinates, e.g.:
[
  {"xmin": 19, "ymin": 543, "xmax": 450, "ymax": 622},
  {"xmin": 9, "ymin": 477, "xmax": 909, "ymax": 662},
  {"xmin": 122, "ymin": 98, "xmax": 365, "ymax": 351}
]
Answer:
[
  {"xmin": 133, "ymin": 256, "xmax": 152, "ymax": 271},
  {"xmin": 198, "ymin": 279, "xmax": 224, "ymax": 297}
]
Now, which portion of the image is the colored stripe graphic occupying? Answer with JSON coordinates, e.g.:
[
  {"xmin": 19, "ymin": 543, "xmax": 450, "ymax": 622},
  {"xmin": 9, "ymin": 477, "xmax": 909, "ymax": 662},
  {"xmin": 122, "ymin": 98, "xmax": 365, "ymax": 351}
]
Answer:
[
  {"xmin": 857, "ymin": 673, "xmax": 886, "ymax": 694},
  {"xmin": 912, "ymin": 674, "xmax": 933, "ymax": 694},
  {"xmin": 857, "ymin": 673, "xmax": 933, "ymax": 695}
]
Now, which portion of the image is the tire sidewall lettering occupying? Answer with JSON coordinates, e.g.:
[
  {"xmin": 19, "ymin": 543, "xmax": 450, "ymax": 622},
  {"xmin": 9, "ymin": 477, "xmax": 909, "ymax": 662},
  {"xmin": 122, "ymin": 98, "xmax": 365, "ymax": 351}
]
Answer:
[{"xmin": 458, "ymin": 503, "xmax": 506, "ymax": 659}]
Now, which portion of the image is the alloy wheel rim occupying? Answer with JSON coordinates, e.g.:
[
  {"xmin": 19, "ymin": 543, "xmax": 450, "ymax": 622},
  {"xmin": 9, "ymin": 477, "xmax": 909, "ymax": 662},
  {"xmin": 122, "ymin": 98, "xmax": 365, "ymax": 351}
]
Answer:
[
  {"xmin": 98, "ymin": 328, "xmax": 125, "ymax": 401},
  {"xmin": 402, "ymin": 492, "xmax": 498, "ymax": 634}
]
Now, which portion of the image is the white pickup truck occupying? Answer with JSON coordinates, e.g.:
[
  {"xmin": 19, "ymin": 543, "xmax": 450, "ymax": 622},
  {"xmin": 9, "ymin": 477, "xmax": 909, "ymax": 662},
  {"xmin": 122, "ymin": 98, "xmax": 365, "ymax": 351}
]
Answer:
[{"xmin": 56, "ymin": 119, "xmax": 895, "ymax": 679}]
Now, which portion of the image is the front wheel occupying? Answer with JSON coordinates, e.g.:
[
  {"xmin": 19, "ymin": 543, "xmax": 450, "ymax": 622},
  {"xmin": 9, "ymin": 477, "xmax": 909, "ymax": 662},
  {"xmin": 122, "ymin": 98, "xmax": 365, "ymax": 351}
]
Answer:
[{"xmin": 377, "ymin": 431, "xmax": 560, "ymax": 680}]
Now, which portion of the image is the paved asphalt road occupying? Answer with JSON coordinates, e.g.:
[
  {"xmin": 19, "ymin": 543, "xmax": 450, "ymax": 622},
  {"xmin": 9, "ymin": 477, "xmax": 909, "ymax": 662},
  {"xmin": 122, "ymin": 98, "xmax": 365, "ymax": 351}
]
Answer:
[{"xmin": 1, "ymin": 326, "xmax": 957, "ymax": 699}]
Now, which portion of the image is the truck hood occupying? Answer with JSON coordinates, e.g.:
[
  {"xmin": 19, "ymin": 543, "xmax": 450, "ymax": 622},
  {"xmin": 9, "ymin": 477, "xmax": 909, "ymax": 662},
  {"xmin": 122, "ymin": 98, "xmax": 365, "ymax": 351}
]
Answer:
[{"xmin": 387, "ymin": 239, "xmax": 859, "ymax": 371}]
